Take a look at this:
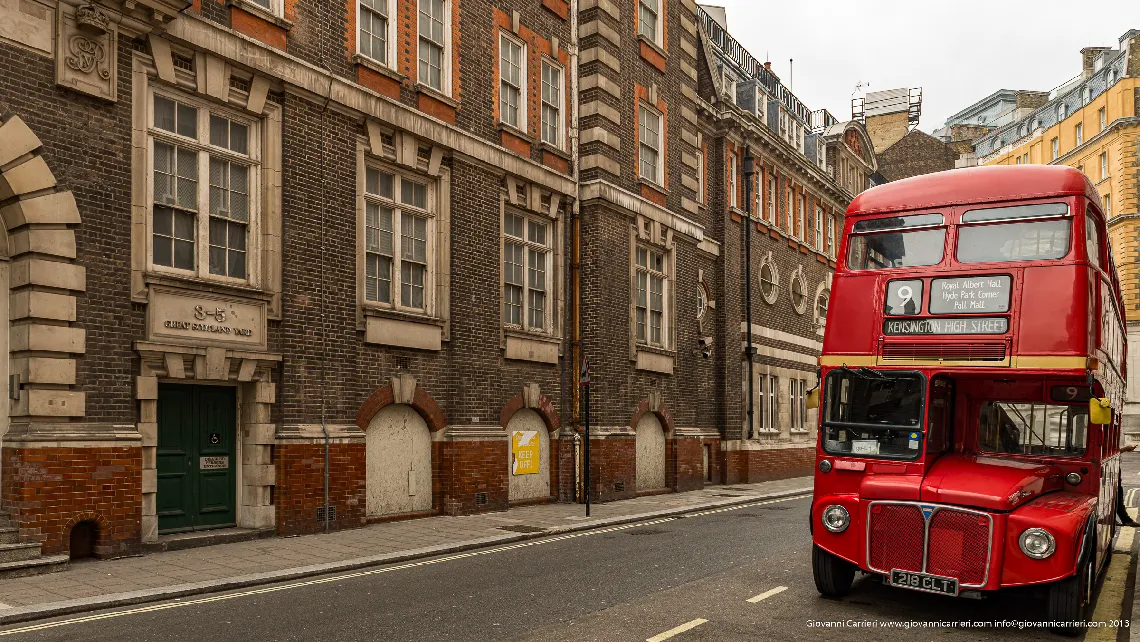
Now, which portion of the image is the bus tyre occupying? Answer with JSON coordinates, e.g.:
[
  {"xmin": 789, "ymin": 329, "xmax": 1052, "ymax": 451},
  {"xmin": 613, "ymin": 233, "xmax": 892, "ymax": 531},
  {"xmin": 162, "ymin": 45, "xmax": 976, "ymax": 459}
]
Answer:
[
  {"xmin": 813, "ymin": 545, "xmax": 855, "ymax": 597},
  {"xmin": 1046, "ymin": 551, "xmax": 1092, "ymax": 637}
]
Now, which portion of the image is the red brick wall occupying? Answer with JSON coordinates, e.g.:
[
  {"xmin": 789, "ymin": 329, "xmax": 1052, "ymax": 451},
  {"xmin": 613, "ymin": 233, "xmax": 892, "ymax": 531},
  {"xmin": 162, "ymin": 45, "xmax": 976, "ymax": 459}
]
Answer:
[
  {"xmin": 275, "ymin": 442, "xmax": 367, "ymax": 536},
  {"xmin": 587, "ymin": 437, "xmax": 636, "ymax": 502},
  {"xmin": 671, "ymin": 437, "xmax": 714, "ymax": 492},
  {"xmin": 2, "ymin": 446, "xmax": 141, "ymax": 557},
  {"xmin": 438, "ymin": 440, "xmax": 509, "ymax": 515},
  {"xmin": 723, "ymin": 447, "xmax": 814, "ymax": 485}
]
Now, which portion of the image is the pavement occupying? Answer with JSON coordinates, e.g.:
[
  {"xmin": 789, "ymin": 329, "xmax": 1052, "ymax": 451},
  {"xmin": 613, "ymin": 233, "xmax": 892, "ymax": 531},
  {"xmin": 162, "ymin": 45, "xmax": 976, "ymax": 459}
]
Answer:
[
  {"xmin": 1, "ymin": 490, "xmax": 1134, "ymax": 641},
  {"xmin": 0, "ymin": 477, "xmax": 811, "ymax": 626}
]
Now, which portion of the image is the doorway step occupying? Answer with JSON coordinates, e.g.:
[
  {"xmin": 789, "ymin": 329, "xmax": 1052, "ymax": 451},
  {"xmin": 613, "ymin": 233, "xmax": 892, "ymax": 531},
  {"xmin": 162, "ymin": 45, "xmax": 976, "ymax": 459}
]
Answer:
[
  {"xmin": 0, "ymin": 511, "xmax": 67, "ymax": 579},
  {"xmin": 143, "ymin": 527, "xmax": 276, "ymax": 554}
]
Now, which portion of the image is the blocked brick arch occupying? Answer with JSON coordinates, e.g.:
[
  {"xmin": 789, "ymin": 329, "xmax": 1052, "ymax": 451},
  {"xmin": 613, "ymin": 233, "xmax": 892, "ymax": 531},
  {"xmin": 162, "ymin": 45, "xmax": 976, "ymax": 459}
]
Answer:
[
  {"xmin": 62, "ymin": 512, "xmax": 113, "ymax": 558},
  {"xmin": 0, "ymin": 113, "xmax": 87, "ymax": 422},
  {"xmin": 500, "ymin": 390, "xmax": 561, "ymax": 506},
  {"xmin": 499, "ymin": 392, "xmax": 560, "ymax": 433},
  {"xmin": 628, "ymin": 398, "xmax": 675, "ymax": 436},
  {"xmin": 355, "ymin": 380, "xmax": 447, "ymax": 432}
]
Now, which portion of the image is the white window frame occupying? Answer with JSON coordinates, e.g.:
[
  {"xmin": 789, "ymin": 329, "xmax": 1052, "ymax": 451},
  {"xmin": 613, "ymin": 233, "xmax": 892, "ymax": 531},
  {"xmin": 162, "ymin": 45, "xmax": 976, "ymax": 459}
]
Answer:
[
  {"xmin": 815, "ymin": 206, "xmax": 824, "ymax": 250},
  {"xmin": 786, "ymin": 186, "xmax": 793, "ymax": 234},
  {"xmin": 246, "ymin": 0, "xmax": 283, "ymax": 18},
  {"xmin": 1075, "ymin": 122, "xmax": 1083, "ymax": 146},
  {"xmin": 1099, "ymin": 107, "xmax": 1107, "ymax": 131},
  {"xmin": 361, "ymin": 163, "xmax": 438, "ymax": 315},
  {"xmin": 766, "ymin": 175, "xmax": 776, "ymax": 223},
  {"xmin": 635, "ymin": 244, "xmax": 669, "ymax": 348},
  {"xmin": 1105, "ymin": 194, "xmax": 1112, "ymax": 218},
  {"xmin": 639, "ymin": 103, "xmax": 664, "ymax": 187},
  {"xmin": 1100, "ymin": 152, "xmax": 1108, "ymax": 180},
  {"xmin": 728, "ymin": 153, "xmax": 738, "ymax": 208},
  {"xmin": 540, "ymin": 59, "xmax": 564, "ymax": 149},
  {"xmin": 503, "ymin": 209, "xmax": 554, "ymax": 334},
  {"xmin": 1051, "ymin": 137, "xmax": 1059, "ymax": 160},
  {"xmin": 637, "ymin": 0, "xmax": 662, "ymax": 47},
  {"xmin": 146, "ymin": 88, "xmax": 262, "ymax": 286},
  {"xmin": 827, "ymin": 214, "xmax": 836, "ymax": 259},
  {"xmin": 357, "ymin": 0, "xmax": 395, "ymax": 68},
  {"xmin": 417, "ymin": 0, "xmax": 451, "ymax": 95},
  {"xmin": 695, "ymin": 148, "xmax": 705, "ymax": 204},
  {"xmin": 798, "ymin": 194, "xmax": 807, "ymax": 241},
  {"xmin": 499, "ymin": 32, "xmax": 527, "ymax": 131},
  {"xmin": 766, "ymin": 374, "xmax": 779, "ymax": 430}
]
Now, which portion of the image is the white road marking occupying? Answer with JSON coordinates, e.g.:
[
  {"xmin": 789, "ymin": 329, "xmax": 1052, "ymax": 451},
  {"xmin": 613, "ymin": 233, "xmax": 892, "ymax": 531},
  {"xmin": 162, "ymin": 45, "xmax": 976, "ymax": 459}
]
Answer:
[
  {"xmin": 0, "ymin": 495, "xmax": 808, "ymax": 636},
  {"xmin": 646, "ymin": 618, "xmax": 708, "ymax": 642},
  {"xmin": 1114, "ymin": 527, "xmax": 1135, "ymax": 553},
  {"xmin": 746, "ymin": 586, "xmax": 788, "ymax": 603}
]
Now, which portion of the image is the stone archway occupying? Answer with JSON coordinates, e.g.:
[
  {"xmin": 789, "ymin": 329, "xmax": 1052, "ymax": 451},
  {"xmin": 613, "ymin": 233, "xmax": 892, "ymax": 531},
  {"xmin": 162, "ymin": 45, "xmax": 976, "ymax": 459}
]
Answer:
[{"xmin": 0, "ymin": 114, "xmax": 87, "ymax": 553}]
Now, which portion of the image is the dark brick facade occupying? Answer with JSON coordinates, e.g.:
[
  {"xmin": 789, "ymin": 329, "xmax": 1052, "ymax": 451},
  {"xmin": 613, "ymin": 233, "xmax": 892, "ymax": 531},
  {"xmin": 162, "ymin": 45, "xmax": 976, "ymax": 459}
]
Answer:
[{"xmin": 875, "ymin": 130, "xmax": 958, "ymax": 183}]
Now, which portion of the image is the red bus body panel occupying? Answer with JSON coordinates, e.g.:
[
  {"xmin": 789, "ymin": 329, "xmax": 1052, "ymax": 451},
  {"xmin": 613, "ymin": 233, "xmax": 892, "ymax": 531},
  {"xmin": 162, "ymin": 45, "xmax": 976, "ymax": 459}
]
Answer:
[{"xmin": 814, "ymin": 165, "xmax": 1125, "ymax": 593}]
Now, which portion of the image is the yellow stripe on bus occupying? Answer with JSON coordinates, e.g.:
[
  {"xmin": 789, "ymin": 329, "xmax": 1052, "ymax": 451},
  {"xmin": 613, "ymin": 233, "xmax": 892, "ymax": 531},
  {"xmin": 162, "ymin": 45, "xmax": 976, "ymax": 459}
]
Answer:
[{"xmin": 818, "ymin": 355, "xmax": 1089, "ymax": 369}]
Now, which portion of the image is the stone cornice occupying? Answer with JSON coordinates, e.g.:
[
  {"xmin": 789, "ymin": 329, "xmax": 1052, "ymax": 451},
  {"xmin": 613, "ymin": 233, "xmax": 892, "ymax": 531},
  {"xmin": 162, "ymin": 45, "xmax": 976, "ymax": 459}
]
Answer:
[
  {"xmin": 165, "ymin": 15, "xmax": 577, "ymax": 196},
  {"xmin": 578, "ymin": 180, "xmax": 706, "ymax": 242}
]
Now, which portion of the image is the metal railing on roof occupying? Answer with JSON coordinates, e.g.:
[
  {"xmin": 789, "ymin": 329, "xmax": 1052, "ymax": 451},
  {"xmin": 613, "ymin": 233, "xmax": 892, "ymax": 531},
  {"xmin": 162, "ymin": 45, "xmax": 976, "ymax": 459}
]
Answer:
[
  {"xmin": 810, "ymin": 109, "xmax": 838, "ymax": 133},
  {"xmin": 698, "ymin": 5, "xmax": 810, "ymax": 122}
]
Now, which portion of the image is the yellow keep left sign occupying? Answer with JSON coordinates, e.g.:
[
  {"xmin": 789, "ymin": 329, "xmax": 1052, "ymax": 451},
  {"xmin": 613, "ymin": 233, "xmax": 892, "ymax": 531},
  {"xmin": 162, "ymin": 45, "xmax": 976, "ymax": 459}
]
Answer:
[{"xmin": 512, "ymin": 430, "xmax": 540, "ymax": 475}]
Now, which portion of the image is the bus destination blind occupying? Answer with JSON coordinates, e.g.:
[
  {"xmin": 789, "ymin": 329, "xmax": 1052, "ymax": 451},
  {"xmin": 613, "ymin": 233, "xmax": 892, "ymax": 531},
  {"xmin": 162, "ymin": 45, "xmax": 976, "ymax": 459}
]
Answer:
[
  {"xmin": 929, "ymin": 276, "xmax": 1011, "ymax": 314},
  {"xmin": 883, "ymin": 317, "xmax": 1008, "ymax": 335}
]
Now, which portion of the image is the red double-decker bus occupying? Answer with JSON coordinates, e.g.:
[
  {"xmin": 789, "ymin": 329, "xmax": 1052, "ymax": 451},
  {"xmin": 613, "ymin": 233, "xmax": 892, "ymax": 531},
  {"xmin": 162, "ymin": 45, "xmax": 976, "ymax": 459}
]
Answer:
[{"xmin": 810, "ymin": 165, "xmax": 1126, "ymax": 628}]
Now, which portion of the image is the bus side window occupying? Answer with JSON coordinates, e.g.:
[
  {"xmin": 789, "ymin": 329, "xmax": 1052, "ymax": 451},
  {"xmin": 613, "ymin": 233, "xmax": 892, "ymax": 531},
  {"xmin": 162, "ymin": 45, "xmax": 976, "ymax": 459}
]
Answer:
[
  {"xmin": 1085, "ymin": 201, "xmax": 1107, "ymax": 270},
  {"xmin": 927, "ymin": 377, "xmax": 953, "ymax": 453}
]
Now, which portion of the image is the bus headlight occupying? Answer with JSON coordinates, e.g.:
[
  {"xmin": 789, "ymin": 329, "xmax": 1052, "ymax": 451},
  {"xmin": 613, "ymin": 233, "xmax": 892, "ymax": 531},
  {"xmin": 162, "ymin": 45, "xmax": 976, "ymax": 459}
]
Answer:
[
  {"xmin": 822, "ymin": 505, "xmax": 850, "ymax": 533},
  {"xmin": 1019, "ymin": 528, "xmax": 1055, "ymax": 559}
]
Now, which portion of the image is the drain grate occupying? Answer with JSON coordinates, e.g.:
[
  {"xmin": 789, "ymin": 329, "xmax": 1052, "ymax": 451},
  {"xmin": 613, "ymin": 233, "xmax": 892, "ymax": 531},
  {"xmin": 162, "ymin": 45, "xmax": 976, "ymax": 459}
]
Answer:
[
  {"xmin": 316, "ymin": 505, "xmax": 337, "ymax": 523},
  {"xmin": 614, "ymin": 482, "xmax": 625, "ymax": 492},
  {"xmin": 475, "ymin": 492, "xmax": 489, "ymax": 506},
  {"xmin": 497, "ymin": 525, "xmax": 548, "ymax": 534}
]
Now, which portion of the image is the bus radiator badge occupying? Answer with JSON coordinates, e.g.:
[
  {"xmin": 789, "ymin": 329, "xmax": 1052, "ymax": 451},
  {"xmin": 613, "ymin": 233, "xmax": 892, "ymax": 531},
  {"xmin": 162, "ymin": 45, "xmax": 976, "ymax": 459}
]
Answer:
[{"xmin": 920, "ymin": 505, "xmax": 935, "ymax": 521}]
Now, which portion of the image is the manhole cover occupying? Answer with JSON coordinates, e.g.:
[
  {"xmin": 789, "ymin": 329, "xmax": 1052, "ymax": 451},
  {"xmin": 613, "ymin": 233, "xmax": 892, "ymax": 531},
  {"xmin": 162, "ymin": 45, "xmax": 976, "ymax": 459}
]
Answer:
[
  {"xmin": 627, "ymin": 528, "xmax": 669, "ymax": 536},
  {"xmin": 497, "ymin": 525, "xmax": 548, "ymax": 534}
]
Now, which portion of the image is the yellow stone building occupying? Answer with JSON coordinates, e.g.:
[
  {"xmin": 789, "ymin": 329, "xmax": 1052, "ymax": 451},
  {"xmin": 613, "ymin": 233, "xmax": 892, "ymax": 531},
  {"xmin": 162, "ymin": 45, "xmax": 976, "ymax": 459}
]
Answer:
[{"xmin": 977, "ymin": 30, "xmax": 1140, "ymax": 433}]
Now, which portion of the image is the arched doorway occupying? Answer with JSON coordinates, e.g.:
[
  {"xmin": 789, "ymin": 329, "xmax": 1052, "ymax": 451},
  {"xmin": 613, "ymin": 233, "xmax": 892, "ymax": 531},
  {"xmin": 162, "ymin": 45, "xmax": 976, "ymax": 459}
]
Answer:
[
  {"xmin": 366, "ymin": 405, "xmax": 432, "ymax": 516},
  {"xmin": 506, "ymin": 409, "xmax": 550, "ymax": 503},
  {"xmin": 635, "ymin": 414, "xmax": 666, "ymax": 491}
]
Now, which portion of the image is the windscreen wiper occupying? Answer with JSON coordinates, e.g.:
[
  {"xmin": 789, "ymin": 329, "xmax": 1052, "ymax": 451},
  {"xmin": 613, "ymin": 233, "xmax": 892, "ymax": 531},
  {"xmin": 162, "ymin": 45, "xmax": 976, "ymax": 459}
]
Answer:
[{"xmin": 859, "ymin": 366, "xmax": 887, "ymax": 380}]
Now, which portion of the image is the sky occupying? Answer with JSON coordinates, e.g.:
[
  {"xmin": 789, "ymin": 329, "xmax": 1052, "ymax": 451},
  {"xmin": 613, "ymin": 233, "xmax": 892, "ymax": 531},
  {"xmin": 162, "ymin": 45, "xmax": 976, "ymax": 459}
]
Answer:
[{"xmin": 704, "ymin": 1, "xmax": 1136, "ymax": 132}]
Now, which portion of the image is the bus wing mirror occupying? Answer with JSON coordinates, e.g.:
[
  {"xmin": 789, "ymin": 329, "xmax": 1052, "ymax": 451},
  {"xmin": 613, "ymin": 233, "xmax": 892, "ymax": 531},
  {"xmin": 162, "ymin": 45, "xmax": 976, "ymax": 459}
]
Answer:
[
  {"xmin": 806, "ymin": 388, "xmax": 820, "ymax": 410},
  {"xmin": 1089, "ymin": 397, "xmax": 1113, "ymax": 425}
]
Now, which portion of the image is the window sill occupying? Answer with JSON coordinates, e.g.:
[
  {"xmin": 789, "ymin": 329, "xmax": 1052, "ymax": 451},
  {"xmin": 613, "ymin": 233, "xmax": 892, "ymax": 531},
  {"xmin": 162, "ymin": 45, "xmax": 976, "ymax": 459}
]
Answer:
[
  {"xmin": 362, "ymin": 305, "xmax": 443, "ymax": 326},
  {"xmin": 353, "ymin": 54, "xmax": 404, "ymax": 82},
  {"xmin": 144, "ymin": 273, "xmax": 272, "ymax": 302},
  {"xmin": 414, "ymin": 83, "xmax": 458, "ymax": 108},
  {"xmin": 635, "ymin": 346, "xmax": 674, "ymax": 375},
  {"xmin": 536, "ymin": 140, "xmax": 570, "ymax": 161},
  {"xmin": 363, "ymin": 308, "xmax": 443, "ymax": 351},
  {"xmin": 226, "ymin": 0, "xmax": 293, "ymax": 30},
  {"xmin": 638, "ymin": 176, "xmax": 668, "ymax": 195},
  {"xmin": 637, "ymin": 34, "xmax": 667, "ymax": 58},
  {"xmin": 498, "ymin": 122, "xmax": 535, "ymax": 144},
  {"xmin": 504, "ymin": 332, "xmax": 560, "ymax": 365}
]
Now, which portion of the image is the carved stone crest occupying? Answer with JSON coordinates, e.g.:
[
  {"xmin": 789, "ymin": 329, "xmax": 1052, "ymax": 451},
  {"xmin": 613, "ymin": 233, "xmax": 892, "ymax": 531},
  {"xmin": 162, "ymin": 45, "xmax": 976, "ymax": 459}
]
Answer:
[{"xmin": 56, "ymin": 4, "xmax": 118, "ymax": 101}]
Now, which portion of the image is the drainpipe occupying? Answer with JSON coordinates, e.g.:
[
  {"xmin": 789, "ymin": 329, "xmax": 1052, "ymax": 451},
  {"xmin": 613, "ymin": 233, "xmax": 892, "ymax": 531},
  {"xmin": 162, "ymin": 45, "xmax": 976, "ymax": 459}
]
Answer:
[
  {"xmin": 744, "ymin": 148, "xmax": 755, "ymax": 439},
  {"xmin": 569, "ymin": 0, "xmax": 582, "ymax": 502},
  {"xmin": 317, "ymin": 68, "xmax": 334, "ymax": 534}
]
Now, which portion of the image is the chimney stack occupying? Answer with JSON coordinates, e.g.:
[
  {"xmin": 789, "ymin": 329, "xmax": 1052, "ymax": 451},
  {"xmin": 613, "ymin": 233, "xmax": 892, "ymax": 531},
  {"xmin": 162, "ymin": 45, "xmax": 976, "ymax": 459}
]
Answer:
[{"xmin": 1081, "ymin": 46, "xmax": 1111, "ymax": 77}]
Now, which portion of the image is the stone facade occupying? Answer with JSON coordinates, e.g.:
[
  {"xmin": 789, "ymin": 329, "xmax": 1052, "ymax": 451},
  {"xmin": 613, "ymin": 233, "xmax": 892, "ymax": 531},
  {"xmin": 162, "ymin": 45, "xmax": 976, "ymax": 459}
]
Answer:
[
  {"xmin": 875, "ymin": 129, "xmax": 958, "ymax": 183},
  {"xmin": 0, "ymin": 0, "xmax": 855, "ymax": 558}
]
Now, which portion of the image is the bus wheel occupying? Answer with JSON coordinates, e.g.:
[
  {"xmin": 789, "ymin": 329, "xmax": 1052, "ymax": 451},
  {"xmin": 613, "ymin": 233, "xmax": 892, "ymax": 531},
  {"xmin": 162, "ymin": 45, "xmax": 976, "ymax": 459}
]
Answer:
[
  {"xmin": 812, "ymin": 545, "xmax": 855, "ymax": 597},
  {"xmin": 1046, "ymin": 551, "xmax": 1091, "ymax": 636}
]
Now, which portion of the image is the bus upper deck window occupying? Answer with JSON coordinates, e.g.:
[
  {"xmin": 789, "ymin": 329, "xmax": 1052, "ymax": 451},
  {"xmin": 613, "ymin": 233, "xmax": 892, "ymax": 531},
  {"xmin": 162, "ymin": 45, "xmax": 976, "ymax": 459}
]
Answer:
[
  {"xmin": 847, "ymin": 213, "xmax": 945, "ymax": 271},
  {"xmin": 957, "ymin": 203, "xmax": 1071, "ymax": 264}
]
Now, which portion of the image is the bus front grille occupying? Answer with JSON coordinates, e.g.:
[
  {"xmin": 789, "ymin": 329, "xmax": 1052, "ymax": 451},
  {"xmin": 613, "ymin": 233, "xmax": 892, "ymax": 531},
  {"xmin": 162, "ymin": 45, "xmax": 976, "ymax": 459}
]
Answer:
[
  {"xmin": 867, "ymin": 501, "xmax": 993, "ymax": 588},
  {"xmin": 868, "ymin": 504, "xmax": 924, "ymax": 573},
  {"xmin": 880, "ymin": 342, "xmax": 1007, "ymax": 362}
]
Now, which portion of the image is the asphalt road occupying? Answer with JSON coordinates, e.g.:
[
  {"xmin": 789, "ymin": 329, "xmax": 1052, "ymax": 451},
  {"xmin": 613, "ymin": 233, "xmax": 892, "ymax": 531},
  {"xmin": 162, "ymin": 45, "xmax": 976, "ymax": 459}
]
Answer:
[{"xmin": 2, "ymin": 489, "xmax": 1129, "ymax": 642}]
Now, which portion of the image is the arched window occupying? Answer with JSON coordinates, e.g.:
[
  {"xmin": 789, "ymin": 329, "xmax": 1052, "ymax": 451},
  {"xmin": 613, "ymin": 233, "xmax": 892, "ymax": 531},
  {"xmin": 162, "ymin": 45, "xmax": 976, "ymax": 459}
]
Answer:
[{"xmin": 817, "ymin": 289, "xmax": 830, "ymax": 320}]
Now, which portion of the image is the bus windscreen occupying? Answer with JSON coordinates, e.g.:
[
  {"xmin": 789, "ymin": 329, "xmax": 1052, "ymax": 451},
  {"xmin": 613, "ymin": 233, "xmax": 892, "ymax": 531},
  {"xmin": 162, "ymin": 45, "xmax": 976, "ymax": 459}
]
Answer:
[{"xmin": 822, "ymin": 370, "xmax": 925, "ymax": 459}]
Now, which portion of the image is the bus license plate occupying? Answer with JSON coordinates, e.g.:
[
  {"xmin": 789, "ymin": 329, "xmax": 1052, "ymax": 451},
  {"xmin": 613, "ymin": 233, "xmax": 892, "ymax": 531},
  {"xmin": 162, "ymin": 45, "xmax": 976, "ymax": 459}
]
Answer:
[{"xmin": 889, "ymin": 570, "xmax": 959, "ymax": 596}]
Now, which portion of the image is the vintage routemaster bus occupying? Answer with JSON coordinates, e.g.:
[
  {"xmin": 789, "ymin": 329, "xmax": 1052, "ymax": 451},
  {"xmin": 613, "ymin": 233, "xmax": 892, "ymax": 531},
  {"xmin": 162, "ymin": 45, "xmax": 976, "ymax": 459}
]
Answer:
[{"xmin": 810, "ymin": 165, "xmax": 1126, "ymax": 628}]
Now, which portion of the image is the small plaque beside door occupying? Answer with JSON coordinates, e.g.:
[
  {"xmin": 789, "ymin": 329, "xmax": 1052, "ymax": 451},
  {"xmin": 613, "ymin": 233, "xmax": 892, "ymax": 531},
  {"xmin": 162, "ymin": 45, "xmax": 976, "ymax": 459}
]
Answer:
[{"xmin": 200, "ymin": 456, "xmax": 229, "ymax": 470}]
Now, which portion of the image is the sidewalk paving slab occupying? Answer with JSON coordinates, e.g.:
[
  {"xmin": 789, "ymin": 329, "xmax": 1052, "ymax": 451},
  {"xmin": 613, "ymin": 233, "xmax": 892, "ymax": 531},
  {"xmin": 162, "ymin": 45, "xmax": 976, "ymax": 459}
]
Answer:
[{"xmin": 0, "ymin": 476, "xmax": 811, "ymax": 625}]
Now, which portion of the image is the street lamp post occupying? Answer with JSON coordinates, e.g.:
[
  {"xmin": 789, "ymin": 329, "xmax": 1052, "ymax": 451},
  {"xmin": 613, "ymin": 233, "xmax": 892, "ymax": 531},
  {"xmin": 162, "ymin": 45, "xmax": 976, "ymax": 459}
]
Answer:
[{"xmin": 743, "ymin": 148, "xmax": 756, "ymax": 440}]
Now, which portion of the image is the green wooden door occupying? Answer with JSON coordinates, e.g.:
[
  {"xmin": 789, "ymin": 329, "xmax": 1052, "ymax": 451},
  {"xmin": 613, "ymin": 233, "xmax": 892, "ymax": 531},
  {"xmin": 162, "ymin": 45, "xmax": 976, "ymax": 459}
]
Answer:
[{"xmin": 156, "ymin": 384, "xmax": 237, "ymax": 534}]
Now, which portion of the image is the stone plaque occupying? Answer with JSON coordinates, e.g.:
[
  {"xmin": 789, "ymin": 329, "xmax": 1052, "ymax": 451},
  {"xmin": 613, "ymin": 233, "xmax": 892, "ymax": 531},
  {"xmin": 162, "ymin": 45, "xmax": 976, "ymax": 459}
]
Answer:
[
  {"xmin": 148, "ymin": 286, "xmax": 268, "ymax": 350},
  {"xmin": 56, "ymin": 4, "xmax": 117, "ymax": 102}
]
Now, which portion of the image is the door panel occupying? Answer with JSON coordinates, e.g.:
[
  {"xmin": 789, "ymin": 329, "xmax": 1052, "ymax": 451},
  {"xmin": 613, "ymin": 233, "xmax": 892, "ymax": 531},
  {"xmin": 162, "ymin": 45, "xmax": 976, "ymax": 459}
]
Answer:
[
  {"xmin": 157, "ymin": 384, "xmax": 237, "ymax": 534},
  {"xmin": 156, "ymin": 385, "xmax": 195, "ymax": 533}
]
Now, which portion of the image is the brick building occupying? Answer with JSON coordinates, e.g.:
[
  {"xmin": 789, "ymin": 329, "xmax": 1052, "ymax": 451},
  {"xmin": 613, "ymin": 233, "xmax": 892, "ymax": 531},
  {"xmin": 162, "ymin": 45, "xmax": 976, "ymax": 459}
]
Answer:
[
  {"xmin": 695, "ymin": 6, "xmax": 867, "ymax": 481},
  {"xmin": 0, "ymin": 0, "xmax": 856, "ymax": 566}
]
